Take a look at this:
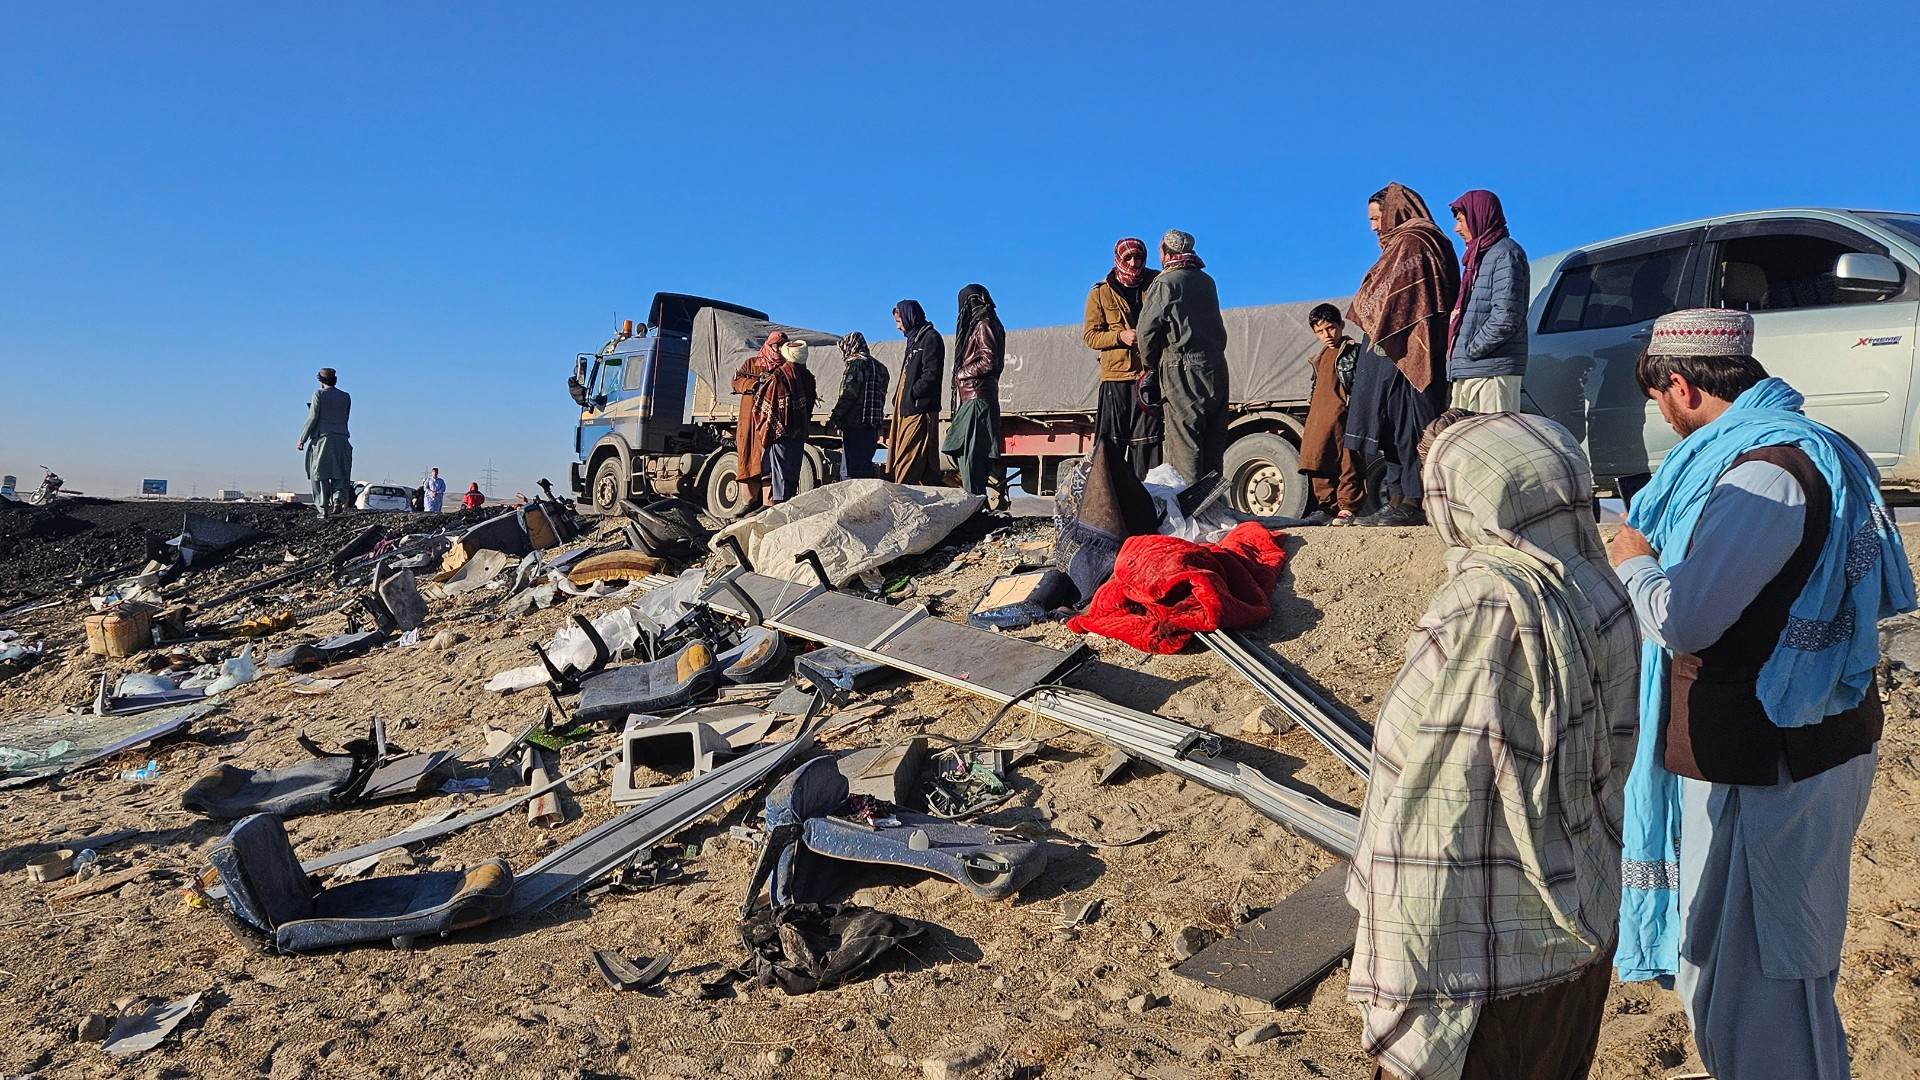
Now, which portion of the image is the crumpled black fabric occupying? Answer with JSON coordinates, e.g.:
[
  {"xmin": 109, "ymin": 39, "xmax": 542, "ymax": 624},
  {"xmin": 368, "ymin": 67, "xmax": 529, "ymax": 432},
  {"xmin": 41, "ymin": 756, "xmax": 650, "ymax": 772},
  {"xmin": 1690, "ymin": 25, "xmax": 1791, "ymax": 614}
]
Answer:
[{"xmin": 736, "ymin": 903, "xmax": 926, "ymax": 995}]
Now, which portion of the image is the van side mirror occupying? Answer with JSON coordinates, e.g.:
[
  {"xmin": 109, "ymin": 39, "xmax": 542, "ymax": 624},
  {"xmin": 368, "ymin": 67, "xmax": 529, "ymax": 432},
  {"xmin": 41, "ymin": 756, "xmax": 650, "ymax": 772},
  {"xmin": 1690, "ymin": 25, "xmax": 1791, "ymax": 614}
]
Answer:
[{"xmin": 1835, "ymin": 252, "xmax": 1902, "ymax": 299}]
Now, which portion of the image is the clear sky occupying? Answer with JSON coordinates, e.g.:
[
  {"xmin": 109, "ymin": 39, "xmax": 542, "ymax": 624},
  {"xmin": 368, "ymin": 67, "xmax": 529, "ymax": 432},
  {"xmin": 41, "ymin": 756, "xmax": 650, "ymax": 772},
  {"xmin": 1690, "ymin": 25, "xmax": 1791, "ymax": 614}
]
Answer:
[{"xmin": 4, "ymin": 2, "xmax": 1917, "ymax": 499}]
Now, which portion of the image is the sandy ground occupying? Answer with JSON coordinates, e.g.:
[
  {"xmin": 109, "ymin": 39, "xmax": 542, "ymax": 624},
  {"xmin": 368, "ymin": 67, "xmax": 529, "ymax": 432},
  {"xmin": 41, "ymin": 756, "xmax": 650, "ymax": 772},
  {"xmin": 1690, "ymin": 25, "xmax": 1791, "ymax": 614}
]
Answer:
[{"xmin": 1, "ymin": 504, "xmax": 1918, "ymax": 1079}]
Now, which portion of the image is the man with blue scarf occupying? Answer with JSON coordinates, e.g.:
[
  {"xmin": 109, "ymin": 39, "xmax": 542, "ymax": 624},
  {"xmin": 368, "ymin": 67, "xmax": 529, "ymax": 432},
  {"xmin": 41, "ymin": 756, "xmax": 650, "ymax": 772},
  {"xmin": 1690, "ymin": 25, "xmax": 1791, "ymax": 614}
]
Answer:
[{"xmin": 1607, "ymin": 309, "xmax": 1915, "ymax": 1080}]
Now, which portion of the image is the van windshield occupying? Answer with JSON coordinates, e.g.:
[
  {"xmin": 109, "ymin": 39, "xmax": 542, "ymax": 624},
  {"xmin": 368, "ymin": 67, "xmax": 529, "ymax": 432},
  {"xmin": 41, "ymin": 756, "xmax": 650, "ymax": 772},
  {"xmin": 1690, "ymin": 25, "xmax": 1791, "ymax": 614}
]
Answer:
[{"xmin": 1865, "ymin": 214, "xmax": 1920, "ymax": 248}]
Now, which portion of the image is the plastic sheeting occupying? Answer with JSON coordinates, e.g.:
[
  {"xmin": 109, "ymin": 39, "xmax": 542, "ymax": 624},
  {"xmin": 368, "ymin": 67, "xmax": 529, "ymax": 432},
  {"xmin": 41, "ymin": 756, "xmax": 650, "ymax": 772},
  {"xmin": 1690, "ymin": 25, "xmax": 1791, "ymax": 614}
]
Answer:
[
  {"xmin": 689, "ymin": 296, "xmax": 1348, "ymax": 421},
  {"xmin": 711, "ymin": 479, "xmax": 982, "ymax": 587}
]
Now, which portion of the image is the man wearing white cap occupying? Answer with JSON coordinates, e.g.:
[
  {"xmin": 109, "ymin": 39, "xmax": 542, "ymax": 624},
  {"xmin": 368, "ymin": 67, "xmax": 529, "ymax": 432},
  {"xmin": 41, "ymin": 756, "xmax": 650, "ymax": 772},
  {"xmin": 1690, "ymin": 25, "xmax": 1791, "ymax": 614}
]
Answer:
[{"xmin": 1606, "ymin": 309, "xmax": 1914, "ymax": 1079}]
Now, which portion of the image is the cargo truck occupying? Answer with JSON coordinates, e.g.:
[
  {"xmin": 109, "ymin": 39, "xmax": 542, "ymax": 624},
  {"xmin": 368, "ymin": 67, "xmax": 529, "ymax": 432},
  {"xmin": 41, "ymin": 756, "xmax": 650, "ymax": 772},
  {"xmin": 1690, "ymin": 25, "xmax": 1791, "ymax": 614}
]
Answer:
[{"xmin": 570, "ymin": 292, "xmax": 1348, "ymax": 518}]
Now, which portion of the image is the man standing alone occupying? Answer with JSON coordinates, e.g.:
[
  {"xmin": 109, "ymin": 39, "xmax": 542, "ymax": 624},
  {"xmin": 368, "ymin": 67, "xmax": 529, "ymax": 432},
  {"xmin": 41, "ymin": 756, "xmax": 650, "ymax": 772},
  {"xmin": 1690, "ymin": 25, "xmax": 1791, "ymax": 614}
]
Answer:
[
  {"xmin": 1446, "ymin": 190, "xmax": 1529, "ymax": 412},
  {"xmin": 295, "ymin": 367, "xmax": 352, "ymax": 518},
  {"xmin": 1083, "ymin": 237, "xmax": 1160, "ymax": 477},
  {"xmin": 1135, "ymin": 229, "xmax": 1229, "ymax": 484},
  {"xmin": 423, "ymin": 467, "xmax": 447, "ymax": 513},
  {"xmin": 1609, "ymin": 309, "xmax": 1914, "ymax": 1080}
]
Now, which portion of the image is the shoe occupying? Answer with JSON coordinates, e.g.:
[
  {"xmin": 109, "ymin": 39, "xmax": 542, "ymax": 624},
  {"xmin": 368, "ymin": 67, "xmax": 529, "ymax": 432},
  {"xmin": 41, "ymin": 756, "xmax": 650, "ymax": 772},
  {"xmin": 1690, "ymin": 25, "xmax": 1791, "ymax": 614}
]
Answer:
[
  {"xmin": 1330, "ymin": 510, "xmax": 1356, "ymax": 526},
  {"xmin": 1356, "ymin": 499, "xmax": 1426, "ymax": 527}
]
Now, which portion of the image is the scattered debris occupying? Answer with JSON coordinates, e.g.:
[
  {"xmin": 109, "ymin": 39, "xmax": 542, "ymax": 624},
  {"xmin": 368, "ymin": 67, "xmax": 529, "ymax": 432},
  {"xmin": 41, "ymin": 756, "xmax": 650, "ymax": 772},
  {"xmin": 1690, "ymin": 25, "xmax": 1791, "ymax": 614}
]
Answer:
[
  {"xmin": 103, "ymin": 992, "xmax": 204, "ymax": 1057},
  {"xmin": 1232, "ymin": 1022, "xmax": 1281, "ymax": 1049},
  {"xmin": 1173, "ymin": 863, "xmax": 1357, "ymax": 1007},
  {"xmin": 591, "ymin": 949, "xmax": 674, "ymax": 992}
]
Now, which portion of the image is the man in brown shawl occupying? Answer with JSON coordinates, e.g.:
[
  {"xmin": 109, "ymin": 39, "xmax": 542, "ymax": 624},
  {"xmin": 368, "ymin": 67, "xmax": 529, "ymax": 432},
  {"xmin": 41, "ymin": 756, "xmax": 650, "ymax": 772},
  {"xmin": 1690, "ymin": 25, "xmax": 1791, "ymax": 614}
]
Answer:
[
  {"xmin": 758, "ymin": 337, "xmax": 817, "ymax": 506},
  {"xmin": 1343, "ymin": 183, "xmax": 1460, "ymax": 527},
  {"xmin": 730, "ymin": 329, "xmax": 787, "ymax": 513}
]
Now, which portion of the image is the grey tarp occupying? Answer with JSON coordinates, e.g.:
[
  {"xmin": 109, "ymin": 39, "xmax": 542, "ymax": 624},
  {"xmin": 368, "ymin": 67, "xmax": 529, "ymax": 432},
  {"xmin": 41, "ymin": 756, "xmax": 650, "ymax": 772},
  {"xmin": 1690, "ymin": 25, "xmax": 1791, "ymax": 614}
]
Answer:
[{"xmin": 688, "ymin": 297, "xmax": 1348, "ymax": 422}]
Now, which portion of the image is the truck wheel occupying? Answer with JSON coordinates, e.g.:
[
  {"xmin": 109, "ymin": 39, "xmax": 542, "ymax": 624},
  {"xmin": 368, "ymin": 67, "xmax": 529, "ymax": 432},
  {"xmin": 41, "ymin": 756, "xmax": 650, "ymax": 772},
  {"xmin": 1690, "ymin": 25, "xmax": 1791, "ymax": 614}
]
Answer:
[
  {"xmin": 798, "ymin": 445, "xmax": 828, "ymax": 496},
  {"xmin": 1224, "ymin": 433, "xmax": 1308, "ymax": 518},
  {"xmin": 705, "ymin": 452, "xmax": 752, "ymax": 519},
  {"xmin": 589, "ymin": 456, "xmax": 628, "ymax": 516}
]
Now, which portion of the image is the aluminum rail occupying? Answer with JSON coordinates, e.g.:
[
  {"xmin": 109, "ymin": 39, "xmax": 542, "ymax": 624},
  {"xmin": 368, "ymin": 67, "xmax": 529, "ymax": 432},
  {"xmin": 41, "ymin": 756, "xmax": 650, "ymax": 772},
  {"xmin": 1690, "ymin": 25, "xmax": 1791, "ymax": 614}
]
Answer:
[
  {"xmin": 1019, "ymin": 687, "xmax": 1358, "ymax": 858},
  {"xmin": 1200, "ymin": 630, "xmax": 1372, "ymax": 778}
]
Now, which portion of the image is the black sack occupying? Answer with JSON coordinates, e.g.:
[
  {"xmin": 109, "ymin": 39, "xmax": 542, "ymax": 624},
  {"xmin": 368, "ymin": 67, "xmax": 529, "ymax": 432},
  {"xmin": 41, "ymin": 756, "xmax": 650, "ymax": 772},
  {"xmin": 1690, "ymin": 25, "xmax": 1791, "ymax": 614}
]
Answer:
[{"xmin": 737, "ymin": 902, "xmax": 925, "ymax": 995}]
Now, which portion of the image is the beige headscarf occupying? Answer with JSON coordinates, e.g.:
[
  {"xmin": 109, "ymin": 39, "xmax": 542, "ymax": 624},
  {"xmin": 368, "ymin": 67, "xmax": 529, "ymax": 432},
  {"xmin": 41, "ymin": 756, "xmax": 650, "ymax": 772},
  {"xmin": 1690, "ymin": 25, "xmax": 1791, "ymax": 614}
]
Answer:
[{"xmin": 1349, "ymin": 413, "xmax": 1640, "ymax": 1048}]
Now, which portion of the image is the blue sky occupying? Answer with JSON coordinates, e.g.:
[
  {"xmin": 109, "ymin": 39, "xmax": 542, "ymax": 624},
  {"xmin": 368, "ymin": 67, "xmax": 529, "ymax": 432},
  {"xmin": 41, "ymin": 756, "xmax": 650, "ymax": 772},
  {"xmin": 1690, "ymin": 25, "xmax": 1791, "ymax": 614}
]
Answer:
[{"xmin": 3, "ymin": 2, "xmax": 1917, "ymax": 498}]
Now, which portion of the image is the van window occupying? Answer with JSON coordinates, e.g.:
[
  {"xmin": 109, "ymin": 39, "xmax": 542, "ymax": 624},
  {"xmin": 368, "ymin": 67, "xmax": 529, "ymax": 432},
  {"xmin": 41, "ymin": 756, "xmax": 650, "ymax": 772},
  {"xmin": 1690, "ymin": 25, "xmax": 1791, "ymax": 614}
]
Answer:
[
  {"xmin": 1713, "ymin": 233, "xmax": 1870, "ymax": 312},
  {"xmin": 1540, "ymin": 246, "xmax": 1690, "ymax": 333}
]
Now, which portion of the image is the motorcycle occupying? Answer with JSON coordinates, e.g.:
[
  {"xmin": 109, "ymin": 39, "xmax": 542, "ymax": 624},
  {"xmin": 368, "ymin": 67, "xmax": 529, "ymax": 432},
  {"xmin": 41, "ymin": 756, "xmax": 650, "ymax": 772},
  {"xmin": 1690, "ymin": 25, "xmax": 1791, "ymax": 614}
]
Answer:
[{"xmin": 24, "ymin": 466, "xmax": 80, "ymax": 505}]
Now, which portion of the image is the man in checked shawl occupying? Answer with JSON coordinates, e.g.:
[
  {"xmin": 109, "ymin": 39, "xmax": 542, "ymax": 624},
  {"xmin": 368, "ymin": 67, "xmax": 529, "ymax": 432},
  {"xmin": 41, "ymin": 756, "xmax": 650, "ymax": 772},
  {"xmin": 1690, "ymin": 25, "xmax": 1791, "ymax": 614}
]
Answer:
[
  {"xmin": 1348, "ymin": 411, "xmax": 1640, "ymax": 1080},
  {"xmin": 829, "ymin": 331, "xmax": 889, "ymax": 480},
  {"xmin": 730, "ymin": 329, "xmax": 787, "ymax": 513},
  {"xmin": 1344, "ymin": 183, "xmax": 1461, "ymax": 527}
]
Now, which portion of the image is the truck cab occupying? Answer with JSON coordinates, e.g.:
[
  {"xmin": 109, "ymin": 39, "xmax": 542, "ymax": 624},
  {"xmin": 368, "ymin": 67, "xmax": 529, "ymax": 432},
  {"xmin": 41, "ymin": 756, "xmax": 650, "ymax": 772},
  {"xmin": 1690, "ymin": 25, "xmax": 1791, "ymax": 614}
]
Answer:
[
  {"xmin": 570, "ymin": 293, "xmax": 770, "ymax": 514},
  {"xmin": 1523, "ymin": 208, "xmax": 1920, "ymax": 491}
]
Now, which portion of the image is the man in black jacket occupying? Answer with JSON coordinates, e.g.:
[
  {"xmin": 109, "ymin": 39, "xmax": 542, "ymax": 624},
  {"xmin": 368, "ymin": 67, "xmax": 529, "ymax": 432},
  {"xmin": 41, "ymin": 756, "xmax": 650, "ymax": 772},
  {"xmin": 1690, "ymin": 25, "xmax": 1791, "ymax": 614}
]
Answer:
[
  {"xmin": 886, "ymin": 299, "xmax": 945, "ymax": 486},
  {"xmin": 1136, "ymin": 230, "xmax": 1229, "ymax": 484}
]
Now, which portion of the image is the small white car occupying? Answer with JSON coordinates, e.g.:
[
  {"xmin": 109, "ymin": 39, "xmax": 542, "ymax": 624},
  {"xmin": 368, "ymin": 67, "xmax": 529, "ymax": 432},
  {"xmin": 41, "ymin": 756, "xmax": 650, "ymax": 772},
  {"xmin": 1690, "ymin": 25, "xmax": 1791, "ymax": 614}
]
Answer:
[{"xmin": 355, "ymin": 483, "xmax": 415, "ymax": 512}]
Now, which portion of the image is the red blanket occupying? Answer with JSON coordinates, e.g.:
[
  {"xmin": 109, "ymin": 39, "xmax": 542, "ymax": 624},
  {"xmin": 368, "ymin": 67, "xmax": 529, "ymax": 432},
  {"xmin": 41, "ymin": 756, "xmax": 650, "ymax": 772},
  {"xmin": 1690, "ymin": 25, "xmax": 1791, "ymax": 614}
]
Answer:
[{"xmin": 1066, "ymin": 522, "xmax": 1287, "ymax": 654}]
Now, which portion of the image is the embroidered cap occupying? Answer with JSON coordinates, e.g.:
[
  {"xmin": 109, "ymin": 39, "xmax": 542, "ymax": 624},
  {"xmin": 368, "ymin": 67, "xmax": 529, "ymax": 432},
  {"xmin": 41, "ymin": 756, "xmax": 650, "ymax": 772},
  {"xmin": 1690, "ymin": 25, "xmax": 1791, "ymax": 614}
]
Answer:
[{"xmin": 1647, "ymin": 308, "xmax": 1755, "ymax": 357}]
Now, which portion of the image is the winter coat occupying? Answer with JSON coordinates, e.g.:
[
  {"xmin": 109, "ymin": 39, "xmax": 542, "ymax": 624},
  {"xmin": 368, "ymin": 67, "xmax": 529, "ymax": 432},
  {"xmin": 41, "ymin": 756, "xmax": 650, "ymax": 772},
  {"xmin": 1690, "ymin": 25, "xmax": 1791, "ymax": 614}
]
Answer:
[
  {"xmin": 1083, "ymin": 272, "xmax": 1156, "ymax": 381},
  {"xmin": 1447, "ymin": 236, "xmax": 1529, "ymax": 380},
  {"xmin": 896, "ymin": 325, "xmax": 945, "ymax": 416},
  {"xmin": 1136, "ymin": 266, "xmax": 1228, "ymax": 369}
]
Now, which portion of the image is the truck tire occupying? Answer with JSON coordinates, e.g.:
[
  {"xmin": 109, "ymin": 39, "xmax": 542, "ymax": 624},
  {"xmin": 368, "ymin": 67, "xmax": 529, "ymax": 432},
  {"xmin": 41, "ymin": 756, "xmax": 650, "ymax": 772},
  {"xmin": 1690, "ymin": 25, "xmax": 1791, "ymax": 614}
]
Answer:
[
  {"xmin": 705, "ymin": 451, "xmax": 752, "ymax": 520},
  {"xmin": 589, "ymin": 455, "xmax": 628, "ymax": 516},
  {"xmin": 1223, "ymin": 433, "xmax": 1308, "ymax": 519}
]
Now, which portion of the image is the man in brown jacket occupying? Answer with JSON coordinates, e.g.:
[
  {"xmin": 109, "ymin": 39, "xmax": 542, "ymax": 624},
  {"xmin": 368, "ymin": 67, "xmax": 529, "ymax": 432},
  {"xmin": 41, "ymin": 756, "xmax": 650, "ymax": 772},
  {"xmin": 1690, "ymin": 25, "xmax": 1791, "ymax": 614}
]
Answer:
[
  {"xmin": 1083, "ymin": 237, "xmax": 1160, "ymax": 477},
  {"xmin": 1299, "ymin": 304, "xmax": 1367, "ymax": 521}
]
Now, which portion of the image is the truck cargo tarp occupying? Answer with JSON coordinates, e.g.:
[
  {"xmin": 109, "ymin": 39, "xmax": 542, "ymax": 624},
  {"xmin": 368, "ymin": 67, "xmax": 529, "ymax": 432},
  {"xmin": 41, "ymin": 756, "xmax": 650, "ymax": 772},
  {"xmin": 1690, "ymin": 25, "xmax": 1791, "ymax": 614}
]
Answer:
[{"xmin": 688, "ymin": 297, "xmax": 1349, "ymax": 422}]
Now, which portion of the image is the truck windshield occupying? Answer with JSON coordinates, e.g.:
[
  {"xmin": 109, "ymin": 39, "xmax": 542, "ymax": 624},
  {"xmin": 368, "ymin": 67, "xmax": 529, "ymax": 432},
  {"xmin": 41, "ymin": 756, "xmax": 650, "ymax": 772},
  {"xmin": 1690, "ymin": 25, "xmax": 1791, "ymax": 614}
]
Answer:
[{"xmin": 1866, "ymin": 214, "xmax": 1920, "ymax": 249}]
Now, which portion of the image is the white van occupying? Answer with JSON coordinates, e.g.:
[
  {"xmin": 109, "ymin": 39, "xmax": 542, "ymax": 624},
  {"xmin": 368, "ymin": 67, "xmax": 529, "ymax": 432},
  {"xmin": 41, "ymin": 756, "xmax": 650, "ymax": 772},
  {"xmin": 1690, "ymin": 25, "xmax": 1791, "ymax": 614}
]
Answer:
[{"xmin": 1522, "ymin": 208, "xmax": 1920, "ymax": 491}]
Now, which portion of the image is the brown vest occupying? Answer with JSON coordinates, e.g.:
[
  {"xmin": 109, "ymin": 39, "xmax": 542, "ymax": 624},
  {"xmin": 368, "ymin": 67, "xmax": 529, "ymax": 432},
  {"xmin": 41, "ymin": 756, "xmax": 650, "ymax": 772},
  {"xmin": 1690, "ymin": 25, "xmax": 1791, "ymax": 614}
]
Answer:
[{"xmin": 1662, "ymin": 445, "xmax": 1882, "ymax": 786}]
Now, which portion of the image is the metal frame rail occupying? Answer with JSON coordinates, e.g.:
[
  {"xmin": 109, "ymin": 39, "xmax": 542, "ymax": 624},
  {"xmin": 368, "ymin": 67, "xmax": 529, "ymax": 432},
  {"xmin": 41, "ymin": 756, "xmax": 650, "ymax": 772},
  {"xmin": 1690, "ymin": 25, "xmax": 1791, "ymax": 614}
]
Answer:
[
  {"xmin": 1019, "ymin": 688, "xmax": 1358, "ymax": 858},
  {"xmin": 1200, "ymin": 630, "xmax": 1372, "ymax": 778}
]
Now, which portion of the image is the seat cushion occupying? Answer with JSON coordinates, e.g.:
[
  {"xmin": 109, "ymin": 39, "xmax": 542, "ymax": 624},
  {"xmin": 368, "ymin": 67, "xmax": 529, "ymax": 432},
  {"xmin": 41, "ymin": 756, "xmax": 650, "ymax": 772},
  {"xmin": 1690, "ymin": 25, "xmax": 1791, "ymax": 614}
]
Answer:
[
  {"xmin": 183, "ymin": 756, "xmax": 358, "ymax": 820},
  {"xmin": 575, "ymin": 641, "xmax": 720, "ymax": 726},
  {"xmin": 206, "ymin": 814, "xmax": 320, "ymax": 933},
  {"xmin": 275, "ymin": 858, "xmax": 513, "ymax": 953}
]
